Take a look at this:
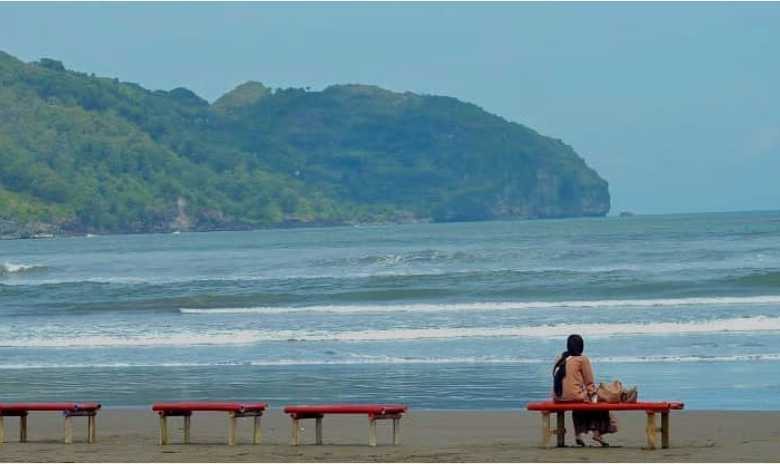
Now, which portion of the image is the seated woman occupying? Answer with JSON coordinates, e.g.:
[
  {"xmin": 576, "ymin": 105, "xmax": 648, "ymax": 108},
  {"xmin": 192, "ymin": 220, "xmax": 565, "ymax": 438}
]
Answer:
[{"xmin": 552, "ymin": 334, "xmax": 616, "ymax": 447}]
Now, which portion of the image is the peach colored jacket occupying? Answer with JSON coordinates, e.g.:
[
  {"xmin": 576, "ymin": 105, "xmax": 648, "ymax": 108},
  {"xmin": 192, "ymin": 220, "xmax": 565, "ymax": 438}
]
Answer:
[{"xmin": 553, "ymin": 355, "xmax": 597, "ymax": 402}]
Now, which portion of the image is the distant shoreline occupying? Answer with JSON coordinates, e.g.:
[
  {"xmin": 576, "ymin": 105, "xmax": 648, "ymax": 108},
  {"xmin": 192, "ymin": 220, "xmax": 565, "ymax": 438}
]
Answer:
[
  {"xmin": 6, "ymin": 208, "xmax": 780, "ymax": 241},
  {"xmin": 1, "ymin": 214, "xmax": 615, "ymax": 241}
]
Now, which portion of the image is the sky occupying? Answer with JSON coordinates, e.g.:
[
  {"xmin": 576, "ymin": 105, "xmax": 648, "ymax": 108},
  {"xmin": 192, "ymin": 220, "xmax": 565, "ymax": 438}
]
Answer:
[{"xmin": 1, "ymin": 2, "xmax": 778, "ymax": 215}]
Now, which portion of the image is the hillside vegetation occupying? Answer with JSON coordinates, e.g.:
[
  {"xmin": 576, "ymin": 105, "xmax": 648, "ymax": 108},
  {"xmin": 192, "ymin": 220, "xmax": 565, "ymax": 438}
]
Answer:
[{"xmin": 0, "ymin": 51, "xmax": 609, "ymax": 237}]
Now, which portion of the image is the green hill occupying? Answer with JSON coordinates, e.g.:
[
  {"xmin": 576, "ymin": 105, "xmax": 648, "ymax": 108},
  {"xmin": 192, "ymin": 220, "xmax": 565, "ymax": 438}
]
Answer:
[{"xmin": 0, "ymin": 51, "xmax": 609, "ymax": 237}]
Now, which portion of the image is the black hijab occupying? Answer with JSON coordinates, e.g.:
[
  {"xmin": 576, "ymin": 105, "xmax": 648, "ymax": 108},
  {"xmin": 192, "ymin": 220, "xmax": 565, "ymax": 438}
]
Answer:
[{"xmin": 553, "ymin": 334, "xmax": 584, "ymax": 397}]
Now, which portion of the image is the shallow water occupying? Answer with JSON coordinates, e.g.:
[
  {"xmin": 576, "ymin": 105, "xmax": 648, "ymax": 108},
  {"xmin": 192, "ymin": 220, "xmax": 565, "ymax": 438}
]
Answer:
[{"xmin": 2, "ymin": 211, "xmax": 779, "ymax": 408}]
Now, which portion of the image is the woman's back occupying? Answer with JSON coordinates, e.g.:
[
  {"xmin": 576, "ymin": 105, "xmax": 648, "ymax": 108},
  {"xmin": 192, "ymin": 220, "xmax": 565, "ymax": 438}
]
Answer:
[
  {"xmin": 551, "ymin": 335, "xmax": 615, "ymax": 446},
  {"xmin": 555, "ymin": 355, "xmax": 595, "ymax": 402}
]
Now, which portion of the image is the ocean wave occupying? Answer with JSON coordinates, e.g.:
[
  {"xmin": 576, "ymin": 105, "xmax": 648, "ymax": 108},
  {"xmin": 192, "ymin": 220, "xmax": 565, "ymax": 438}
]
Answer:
[
  {"xmin": 314, "ymin": 249, "xmax": 479, "ymax": 267},
  {"xmin": 596, "ymin": 353, "xmax": 780, "ymax": 363},
  {"xmin": 1, "ymin": 353, "xmax": 779, "ymax": 370},
  {"xmin": 5, "ymin": 267, "xmax": 780, "ymax": 295},
  {"xmin": 731, "ymin": 270, "xmax": 780, "ymax": 287},
  {"xmin": 3, "ymin": 316, "xmax": 780, "ymax": 348},
  {"xmin": 179, "ymin": 295, "xmax": 780, "ymax": 315},
  {"xmin": 0, "ymin": 262, "xmax": 48, "ymax": 276}
]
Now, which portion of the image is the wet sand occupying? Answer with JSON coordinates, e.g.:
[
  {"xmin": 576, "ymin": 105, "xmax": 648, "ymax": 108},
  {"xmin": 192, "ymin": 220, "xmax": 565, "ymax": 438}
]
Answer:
[{"xmin": 0, "ymin": 409, "xmax": 778, "ymax": 462}]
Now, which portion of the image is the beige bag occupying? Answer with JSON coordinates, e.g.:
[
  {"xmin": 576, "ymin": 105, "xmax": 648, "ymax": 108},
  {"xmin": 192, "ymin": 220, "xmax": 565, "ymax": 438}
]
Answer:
[
  {"xmin": 597, "ymin": 380, "xmax": 639, "ymax": 403},
  {"xmin": 596, "ymin": 380, "xmax": 624, "ymax": 403},
  {"xmin": 621, "ymin": 386, "xmax": 639, "ymax": 403}
]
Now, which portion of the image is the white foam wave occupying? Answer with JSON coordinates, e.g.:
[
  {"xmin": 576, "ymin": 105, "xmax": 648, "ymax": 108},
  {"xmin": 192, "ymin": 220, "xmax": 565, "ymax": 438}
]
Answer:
[
  {"xmin": 3, "ymin": 316, "xmax": 780, "ymax": 348},
  {"xmin": 596, "ymin": 353, "xmax": 780, "ymax": 363},
  {"xmin": 0, "ymin": 262, "xmax": 47, "ymax": 274},
  {"xmin": 179, "ymin": 295, "xmax": 780, "ymax": 315},
  {"xmin": 1, "ymin": 353, "xmax": 779, "ymax": 370}
]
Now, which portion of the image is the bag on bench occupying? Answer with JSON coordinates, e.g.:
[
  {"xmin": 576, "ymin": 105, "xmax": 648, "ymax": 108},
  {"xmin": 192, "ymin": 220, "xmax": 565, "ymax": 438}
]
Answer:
[{"xmin": 597, "ymin": 380, "xmax": 638, "ymax": 403}]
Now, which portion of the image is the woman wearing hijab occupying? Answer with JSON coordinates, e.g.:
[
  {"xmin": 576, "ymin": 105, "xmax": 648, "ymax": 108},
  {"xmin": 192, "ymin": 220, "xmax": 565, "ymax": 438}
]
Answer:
[{"xmin": 552, "ymin": 334, "xmax": 616, "ymax": 447}]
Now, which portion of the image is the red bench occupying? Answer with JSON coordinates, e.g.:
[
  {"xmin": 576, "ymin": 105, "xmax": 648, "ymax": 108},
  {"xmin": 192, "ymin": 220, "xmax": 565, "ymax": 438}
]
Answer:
[
  {"xmin": 152, "ymin": 402, "xmax": 267, "ymax": 446},
  {"xmin": 0, "ymin": 402, "xmax": 101, "ymax": 444},
  {"xmin": 527, "ymin": 401, "xmax": 685, "ymax": 449},
  {"xmin": 283, "ymin": 404, "xmax": 408, "ymax": 447}
]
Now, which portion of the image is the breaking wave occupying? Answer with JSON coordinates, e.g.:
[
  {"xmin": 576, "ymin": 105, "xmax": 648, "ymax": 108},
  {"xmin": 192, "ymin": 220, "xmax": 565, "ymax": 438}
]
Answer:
[
  {"xmin": 179, "ymin": 295, "xmax": 780, "ymax": 315},
  {"xmin": 1, "ymin": 353, "xmax": 779, "ymax": 370},
  {"xmin": 0, "ymin": 262, "xmax": 48, "ymax": 276},
  {"xmin": 3, "ymin": 316, "xmax": 780, "ymax": 348}
]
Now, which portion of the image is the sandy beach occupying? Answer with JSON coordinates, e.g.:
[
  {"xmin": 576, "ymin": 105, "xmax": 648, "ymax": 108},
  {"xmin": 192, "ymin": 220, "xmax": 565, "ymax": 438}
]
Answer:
[{"xmin": 0, "ymin": 408, "xmax": 777, "ymax": 462}]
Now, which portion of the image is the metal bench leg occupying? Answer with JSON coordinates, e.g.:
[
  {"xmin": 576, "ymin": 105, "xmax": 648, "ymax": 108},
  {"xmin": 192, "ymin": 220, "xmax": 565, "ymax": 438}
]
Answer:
[
  {"xmin": 368, "ymin": 417, "xmax": 377, "ymax": 447},
  {"xmin": 315, "ymin": 416, "xmax": 323, "ymax": 445},
  {"xmin": 64, "ymin": 415, "xmax": 73, "ymax": 444},
  {"xmin": 645, "ymin": 412, "xmax": 657, "ymax": 450},
  {"xmin": 253, "ymin": 415, "xmax": 262, "ymax": 445},
  {"xmin": 556, "ymin": 411, "xmax": 565, "ymax": 447},
  {"xmin": 0, "ymin": 416, "xmax": 4, "ymax": 444},
  {"xmin": 159, "ymin": 414, "xmax": 168, "ymax": 445},
  {"xmin": 392, "ymin": 417, "xmax": 400, "ymax": 445},
  {"xmin": 661, "ymin": 412, "xmax": 669, "ymax": 449}
]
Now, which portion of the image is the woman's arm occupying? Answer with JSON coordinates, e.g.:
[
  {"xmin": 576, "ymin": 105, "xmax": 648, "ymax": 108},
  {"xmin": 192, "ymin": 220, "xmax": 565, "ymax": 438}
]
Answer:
[{"xmin": 583, "ymin": 356, "xmax": 597, "ymax": 396}]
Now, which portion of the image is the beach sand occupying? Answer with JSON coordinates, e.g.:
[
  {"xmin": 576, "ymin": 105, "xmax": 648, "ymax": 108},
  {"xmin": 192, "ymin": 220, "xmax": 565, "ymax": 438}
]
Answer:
[{"xmin": 0, "ymin": 409, "xmax": 778, "ymax": 462}]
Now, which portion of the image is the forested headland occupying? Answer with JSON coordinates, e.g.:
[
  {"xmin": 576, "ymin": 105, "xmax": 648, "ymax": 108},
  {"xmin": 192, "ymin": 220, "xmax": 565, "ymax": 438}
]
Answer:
[{"xmin": 0, "ymin": 51, "xmax": 609, "ymax": 238}]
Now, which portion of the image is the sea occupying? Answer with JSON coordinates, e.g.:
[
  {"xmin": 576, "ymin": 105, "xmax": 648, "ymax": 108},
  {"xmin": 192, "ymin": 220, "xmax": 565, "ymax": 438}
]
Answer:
[{"xmin": 1, "ymin": 211, "xmax": 780, "ymax": 410}]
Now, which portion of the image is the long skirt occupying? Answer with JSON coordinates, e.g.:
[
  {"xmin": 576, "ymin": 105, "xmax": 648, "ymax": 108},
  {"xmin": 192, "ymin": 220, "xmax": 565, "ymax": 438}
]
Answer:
[{"xmin": 572, "ymin": 410, "xmax": 616, "ymax": 435}]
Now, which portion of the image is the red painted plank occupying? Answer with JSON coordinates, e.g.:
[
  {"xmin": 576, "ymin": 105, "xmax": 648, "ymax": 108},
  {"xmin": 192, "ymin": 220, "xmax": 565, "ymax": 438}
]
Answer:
[
  {"xmin": 0, "ymin": 402, "xmax": 101, "ymax": 412},
  {"xmin": 284, "ymin": 404, "xmax": 408, "ymax": 417},
  {"xmin": 527, "ymin": 401, "xmax": 684, "ymax": 412},
  {"xmin": 152, "ymin": 402, "xmax": 268, "ymax": 413}
]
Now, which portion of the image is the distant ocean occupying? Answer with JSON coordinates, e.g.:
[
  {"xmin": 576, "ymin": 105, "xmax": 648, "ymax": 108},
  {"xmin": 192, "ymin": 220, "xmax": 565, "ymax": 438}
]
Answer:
[{"xmin": 2, "ymin": 211, "xmax": 780, "ymax": 409}]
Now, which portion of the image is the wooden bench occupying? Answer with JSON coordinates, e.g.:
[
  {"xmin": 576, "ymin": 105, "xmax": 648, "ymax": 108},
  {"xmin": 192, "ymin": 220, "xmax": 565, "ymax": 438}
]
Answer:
[
  {"xmin": 0, "ymin": 402, "xmax": 101, "ymax": 444},
  {"xmin": 527, "ymin": 401, "xmax": 685, "ymax": 449},
  {"xmin": 152, "ymin": 402, "xmax": 267, "ymax": 446},
  {"xmin": 283, "ymin": 404, "xmax": 408, "ymax": 447}
]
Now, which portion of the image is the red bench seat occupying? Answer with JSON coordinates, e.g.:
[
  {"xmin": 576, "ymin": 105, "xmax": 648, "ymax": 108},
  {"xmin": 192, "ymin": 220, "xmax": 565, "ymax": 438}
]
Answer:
[
  {"xmin": 152, "ymin": 402, "xmax": 268, "ymax": 446},
  {"xmin": 527, "ymin": 401, "xmax": 684, "ymax": 412},
  {"xmin": 0, "ymin": 402, "xmax": 101, "ymax": 413},
  {"xmin": 0, "ymin": 402, "xmax": 101, "ymax": 444},
  {"xmin": 153, "ymin": 402, "xmax": 267, "ymax": 414},
  {"xmin": 283, "ymin": 403, "xmax": 409, "ymax": 447},
  {"xmin": 526, "ymin": 400, "xmax": 685, "ymax": 449}
]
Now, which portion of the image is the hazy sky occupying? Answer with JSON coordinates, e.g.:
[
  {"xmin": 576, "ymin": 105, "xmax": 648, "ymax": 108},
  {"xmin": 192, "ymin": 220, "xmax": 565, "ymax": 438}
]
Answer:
[{"xmin": 2, "ymin": 2, "xmax": 778, "ymax": 214}]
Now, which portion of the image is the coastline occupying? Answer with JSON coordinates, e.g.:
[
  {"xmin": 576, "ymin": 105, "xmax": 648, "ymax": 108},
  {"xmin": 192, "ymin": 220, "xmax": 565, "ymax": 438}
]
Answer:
[
  {"xmin": 0, "ymin": 213, "xmax": 624, "ymax": 241},
  {"xmin": 6, "ymin": 209, "xmax": 780, "ymax": 241},
  {"xmin": 0, "ymin": 409, "xmax": 778, "ymax": 462}
]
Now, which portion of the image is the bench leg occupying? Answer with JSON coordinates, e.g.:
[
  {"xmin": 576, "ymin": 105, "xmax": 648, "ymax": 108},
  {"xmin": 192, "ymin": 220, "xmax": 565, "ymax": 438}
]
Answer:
[
  {"xmin": 392, "ymin": 417, "xmax": 400, "ymax": 445},
  {"xmin": 159, "ymin": 415, "xmax": 168, "ymax": 446},
  {"xmin": 556, "ymin": 411, "xmax": 565, "ymax": 447},
  {"xmin": 64, "ymin": 415, "xmax": 73, "ymax": 444},
  {"xmin": 315, "ymin": 417, "xmax": 323, "ymax": 445},
  {"xmin": 0, "ymin": 416, "xmax": 4, "ymax": 444},
  {"xmin": 661, "ymin": 412, "xmax": 669, "ymax": 449},
  {"xmin": 291, "ymin": 418, "xmax": 301, "ymax": 446},
  {"xmin": 183, "ymin": 415, "xmax": 191, "ymax": 444},
  {"xmin": 228, "ymin": 412, "xmax": 237, "ymax": 446},
  {"xmin": 253, "ymin": 415, "xmax": 262, "ymax": 445},
  {"xmin": 89, "ymin": 415, "xmax": 97, "ymax": 444},
  {"xmin": 368, "ymin": 417, "xmax": 377, "ymax": 447},
  {"xmin": 646, "ymin": 412, "xmax": 657, "ymax": 450},
  {"xmin": 19, "ymin": 415, "xmax": 27, "ymax": 443},
  {"xmin": 540, "ymin": 412, "xmax": 551, "ymax": 448}
]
